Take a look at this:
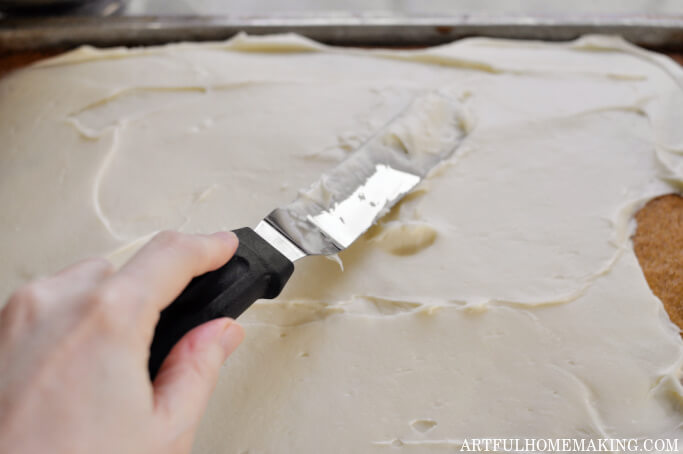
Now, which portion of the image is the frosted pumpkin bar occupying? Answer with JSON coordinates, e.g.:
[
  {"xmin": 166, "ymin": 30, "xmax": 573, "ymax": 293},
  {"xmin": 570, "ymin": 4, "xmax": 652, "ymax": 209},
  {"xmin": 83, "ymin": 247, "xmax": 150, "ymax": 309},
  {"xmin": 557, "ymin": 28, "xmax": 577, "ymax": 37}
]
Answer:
[{"xmin": 0, "ymin": 34, "xmax": 681, "ymax": 452}]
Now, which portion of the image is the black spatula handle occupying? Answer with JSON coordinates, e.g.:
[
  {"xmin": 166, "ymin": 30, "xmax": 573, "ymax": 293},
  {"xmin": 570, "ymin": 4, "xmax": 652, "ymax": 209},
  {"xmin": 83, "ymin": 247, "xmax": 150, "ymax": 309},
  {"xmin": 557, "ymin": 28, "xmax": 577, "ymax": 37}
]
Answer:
[{"xmin": 148, "ymin": 227, "xmax": 294, "ymax": 379}]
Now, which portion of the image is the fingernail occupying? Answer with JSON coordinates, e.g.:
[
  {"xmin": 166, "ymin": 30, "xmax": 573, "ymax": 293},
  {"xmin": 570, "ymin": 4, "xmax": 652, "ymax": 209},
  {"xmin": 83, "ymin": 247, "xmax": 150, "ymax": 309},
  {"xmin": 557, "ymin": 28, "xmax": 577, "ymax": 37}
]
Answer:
[
  {"xmin": 212, "ymin": 231, "xmax": 238, "ymax": 246},
  {"xmin": 221, "ymin": 321, "xmax": 244, "ymax": 355}
]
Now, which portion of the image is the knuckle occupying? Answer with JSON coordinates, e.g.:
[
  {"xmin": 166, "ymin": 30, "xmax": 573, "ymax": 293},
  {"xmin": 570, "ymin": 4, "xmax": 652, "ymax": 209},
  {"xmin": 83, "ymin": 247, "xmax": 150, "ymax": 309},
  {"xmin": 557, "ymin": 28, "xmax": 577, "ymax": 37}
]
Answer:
[
  {"xmin": 186, "ymin": 353, "xmax": 213, "ymax": 382},
  {"xmin": 89, "ymin": 282, "xmax": 131, "ymax": 311},
  {"xmin": 89, "ymin": 284, "xmax": 121, "ymax": 308},
  {"xmin": 2, "ymin": 283, "xmax": 44, "ymax": 325},
  {"xmin": 154, "ymin": 230, "xmax": 209, "ymax": 261},
  {"xmin": 84, "ymin": 257, "xmax": 115, "ymax": 275},
  {"xmin": 154, "ymin": 230, "xmax": 187, "ymax": 249},
  {"xmin": 8, "ymin": 282, "xmax": 42, "ymax": 305},
  {"xmin": 86, "ymin": 288, "xmax": 127, "ymax": 334},
  {"xmin": 94, "ymin": 306, "xmax": 125, "ymax": 335},
  {"xmin": 186, "ymin": 336, "xmax": 224, "ymax": 376}
]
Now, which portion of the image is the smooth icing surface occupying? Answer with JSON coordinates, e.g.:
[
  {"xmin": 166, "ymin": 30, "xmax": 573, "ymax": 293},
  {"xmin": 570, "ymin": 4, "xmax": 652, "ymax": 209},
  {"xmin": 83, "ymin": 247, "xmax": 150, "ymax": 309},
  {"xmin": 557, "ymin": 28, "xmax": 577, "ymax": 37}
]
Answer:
[{"xmin": 0, "ymin": 34, "xmax": 682, "ymax": 452}]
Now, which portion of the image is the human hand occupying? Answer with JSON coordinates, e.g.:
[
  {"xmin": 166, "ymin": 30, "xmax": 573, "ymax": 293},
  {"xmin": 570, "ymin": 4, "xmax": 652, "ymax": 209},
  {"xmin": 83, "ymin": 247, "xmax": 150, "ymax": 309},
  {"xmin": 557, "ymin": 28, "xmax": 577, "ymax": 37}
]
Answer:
[{"xmin": 0, "ymin": 231, "xmax": 244, "ymax": 454}]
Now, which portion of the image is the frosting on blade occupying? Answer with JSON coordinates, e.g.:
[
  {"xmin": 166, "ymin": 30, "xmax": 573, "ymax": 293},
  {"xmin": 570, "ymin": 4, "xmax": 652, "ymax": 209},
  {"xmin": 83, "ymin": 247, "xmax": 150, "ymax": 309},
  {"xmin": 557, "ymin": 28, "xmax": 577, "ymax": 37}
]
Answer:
[{"xmin": 268, "ymin": 90, "xmax": 469, "ymax": 255}]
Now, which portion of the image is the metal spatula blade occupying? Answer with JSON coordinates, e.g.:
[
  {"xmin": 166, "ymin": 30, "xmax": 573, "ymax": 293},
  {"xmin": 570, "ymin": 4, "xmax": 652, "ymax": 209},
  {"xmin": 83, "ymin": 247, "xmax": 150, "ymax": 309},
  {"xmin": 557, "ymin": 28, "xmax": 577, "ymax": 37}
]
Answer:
[{"xmin": 148, "ymin": 90, "xmax": 470, "ymax": 377}]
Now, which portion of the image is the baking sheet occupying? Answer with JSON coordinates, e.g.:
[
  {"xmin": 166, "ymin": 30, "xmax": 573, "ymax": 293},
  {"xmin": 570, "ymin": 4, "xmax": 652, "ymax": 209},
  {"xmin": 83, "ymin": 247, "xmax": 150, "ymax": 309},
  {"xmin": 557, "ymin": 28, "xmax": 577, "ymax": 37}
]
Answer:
[
  {"xmin": 1, "ymin": 12, "xmax": 682, "ymax": 341},
  {"xmin": 1, "ymin": 14, "xmax": 682, "ymax": 53}
]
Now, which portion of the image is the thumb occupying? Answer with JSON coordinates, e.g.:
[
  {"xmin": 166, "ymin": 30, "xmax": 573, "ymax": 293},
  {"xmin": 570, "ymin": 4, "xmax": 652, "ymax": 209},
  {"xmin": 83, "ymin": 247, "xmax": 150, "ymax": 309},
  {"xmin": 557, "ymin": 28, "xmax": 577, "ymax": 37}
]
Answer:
[{"xmin": 152, "ymin": 318, "xmax": 244, "ymax": 438}]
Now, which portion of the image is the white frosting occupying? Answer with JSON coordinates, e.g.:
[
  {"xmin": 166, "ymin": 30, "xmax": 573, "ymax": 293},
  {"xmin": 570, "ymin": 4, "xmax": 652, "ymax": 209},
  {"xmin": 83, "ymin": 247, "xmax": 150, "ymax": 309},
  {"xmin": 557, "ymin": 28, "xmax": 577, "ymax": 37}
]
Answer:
[
  {"xmin": 271, "ymin": 90, "xmax": 469, "ymax": 255},
  {"xmin": 0, "ymin": 33, "xmax": 682, "ymax": 451}
]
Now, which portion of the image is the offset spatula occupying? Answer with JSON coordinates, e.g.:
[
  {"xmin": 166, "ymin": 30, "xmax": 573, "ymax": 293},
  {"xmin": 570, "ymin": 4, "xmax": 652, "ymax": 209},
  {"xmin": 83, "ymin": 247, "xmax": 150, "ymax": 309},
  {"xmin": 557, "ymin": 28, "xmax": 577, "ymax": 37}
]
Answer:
[{"xmin": 148, "ymin": 91, "xmax": 469, "ymax": 377}]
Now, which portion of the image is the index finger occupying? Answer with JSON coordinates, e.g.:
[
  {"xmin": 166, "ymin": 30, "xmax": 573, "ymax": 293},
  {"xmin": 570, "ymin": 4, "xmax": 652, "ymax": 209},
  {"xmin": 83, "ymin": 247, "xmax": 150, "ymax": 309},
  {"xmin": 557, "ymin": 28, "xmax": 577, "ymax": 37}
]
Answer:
[{"xmin": 103, "ymin": 231, "xmax": 238, "ymax": 325}]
